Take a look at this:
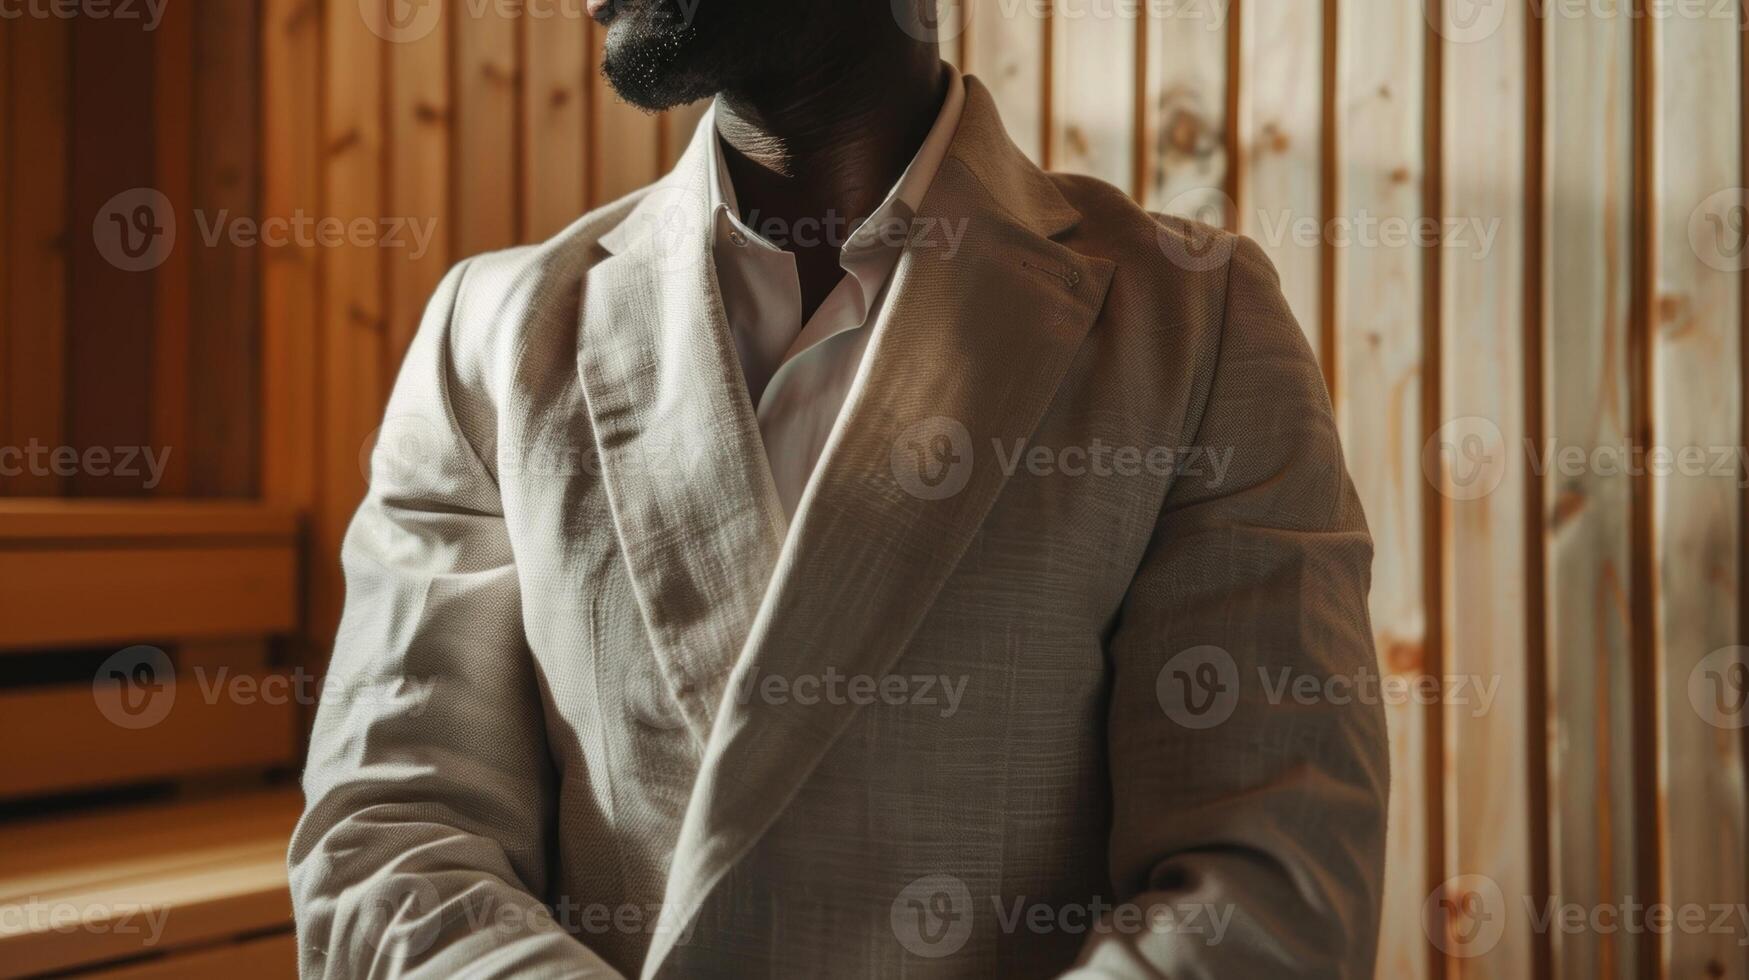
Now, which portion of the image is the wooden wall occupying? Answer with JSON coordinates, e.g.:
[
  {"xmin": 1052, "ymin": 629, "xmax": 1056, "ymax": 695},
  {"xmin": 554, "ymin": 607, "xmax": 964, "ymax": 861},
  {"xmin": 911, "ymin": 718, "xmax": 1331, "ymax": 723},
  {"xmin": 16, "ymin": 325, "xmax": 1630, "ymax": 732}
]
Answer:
[
  {"xmin": 1, "ymin": 1, "xmax": 1746, "ymax": 977},
  {"xmin": 963, "ymin": 1, "xmax": 1745, "ymax": 978}
]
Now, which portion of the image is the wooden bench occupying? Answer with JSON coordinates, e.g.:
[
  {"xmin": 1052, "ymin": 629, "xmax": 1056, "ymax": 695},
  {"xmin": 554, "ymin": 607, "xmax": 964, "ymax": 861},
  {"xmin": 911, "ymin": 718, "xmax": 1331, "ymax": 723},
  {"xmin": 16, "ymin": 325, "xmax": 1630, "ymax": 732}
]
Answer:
[
  {"xmin": 0, "ymin": 790, "xmax": 303, "ymax": 978},
  {"xmin": 0, "ymin": 501, "xmax": 304, "ymax": 978}
]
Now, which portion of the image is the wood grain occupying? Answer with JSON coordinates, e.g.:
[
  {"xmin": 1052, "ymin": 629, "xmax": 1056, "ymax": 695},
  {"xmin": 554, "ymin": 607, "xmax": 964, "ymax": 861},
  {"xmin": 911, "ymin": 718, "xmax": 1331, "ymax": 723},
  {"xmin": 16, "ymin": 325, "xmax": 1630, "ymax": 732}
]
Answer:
[
  {"xmin": 454, "ymin": 0, "xmax": 521, "ymax": 253},
  {"xmin": 0, "ymin": 680, "xmax": 298, "ymax": 799},
  {"xmin": 1236, "ymin": 0, "xmax": 1323, "ymax": 361},
  {"xmin": 0, "ymin": 790, "xmax": 300, "ymax": 979},
  {"xmin": 190, "ymin": 0, "xmax": 262, "ymax": 498},
  {"xmin": 1651, "ymin": 9, "xmax": 1748, "ymax": 978},
  {"xmin": 316, "ymin": 0, "xmax": 387, "ymax": 648},
  {"xmin": 388, "ymin": 0, "xmax": 453, "ymax": 375},
  {"xmin": 661, "ymin": 99, "xmax": 710, "ymax": 172},
  {"xmin": 83, "ymin": 932, "xmax": 298, "ymax": 980},
  {"xmin": 67, "ymin": 15, "xmax": 156, "ymax": 498},
  {"xmin": 1436, "ymin": 1, "xmax": 1535, "ymax": 974},
  {"xmin": 1330, "ymin": 1, "xmax": 1427, "ymax": 976},
  {"xmin": 1139, "ymin": 0, "xmax": 1229, "ymax": 221},
  {"xmin": 261, "ymin": 0, "xmax": 322, "ymax": 514},
  {"xmin": 966, "ymin": 0, "xmax": 1047, "ymax": 163},
  {"xmin": 0, "ymin": 517, "xmax": 297, "ymax": 652},
  {"xmin": 0, "ymin": 18, "xmax": 9, "ymax": 461},
  {"xmin": 522, "ymin": 12, "xmax": 587, "ymax": 240},
  {"xmin": 1542, "ymin": 7, "xmax": 1638, "ymax": 978},
  {"xmin": 1048, "ymin": 0, "xmax": 1135, "ymax": 190},
  {"xmin": 3, "ymin": 16, "xmax": 69, "ymax": 496},
  {"xmin": 152, "ymin": 0, "xmax": 194, "ymax": 497}
]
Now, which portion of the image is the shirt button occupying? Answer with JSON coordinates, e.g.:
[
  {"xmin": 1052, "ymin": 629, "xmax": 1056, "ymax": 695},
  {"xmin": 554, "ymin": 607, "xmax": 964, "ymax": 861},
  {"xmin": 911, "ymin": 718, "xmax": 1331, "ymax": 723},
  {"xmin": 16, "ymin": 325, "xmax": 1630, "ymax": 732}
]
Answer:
[{"xmin": 728, "ymin": 230, "xmax": 748, "ymax": 247}]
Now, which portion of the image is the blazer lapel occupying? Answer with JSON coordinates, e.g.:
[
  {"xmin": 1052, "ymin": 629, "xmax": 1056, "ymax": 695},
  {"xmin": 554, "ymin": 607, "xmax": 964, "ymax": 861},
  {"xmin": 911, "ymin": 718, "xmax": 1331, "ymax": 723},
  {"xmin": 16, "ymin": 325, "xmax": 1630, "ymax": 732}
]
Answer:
[
  {"xmin": 577, "ymin": 127, "xmax": 788, "ymax": 749},
  {"xmin": 643, "ymin": 77, "xmax": 1117, "ymax": 977}
]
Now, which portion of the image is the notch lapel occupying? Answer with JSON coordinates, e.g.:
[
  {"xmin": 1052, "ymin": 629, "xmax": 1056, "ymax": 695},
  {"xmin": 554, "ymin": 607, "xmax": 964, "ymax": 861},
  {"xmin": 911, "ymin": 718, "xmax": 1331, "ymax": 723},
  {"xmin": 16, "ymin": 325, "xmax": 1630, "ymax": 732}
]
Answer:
[
  {"xmin": 642, "ymin": 77, "xmax": 1117, "ymax": 977},
  {"xmin": 577, "ymin": 131, "xmax": 788, "ymax": 748}
]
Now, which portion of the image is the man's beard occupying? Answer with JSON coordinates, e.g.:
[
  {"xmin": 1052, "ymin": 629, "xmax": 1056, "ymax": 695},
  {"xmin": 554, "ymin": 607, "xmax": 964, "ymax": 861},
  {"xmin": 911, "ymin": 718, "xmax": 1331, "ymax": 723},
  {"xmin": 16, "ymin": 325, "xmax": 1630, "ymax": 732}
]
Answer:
[
  {"xmin": 599, "ymin": 0, "xmax": 717, "ymax": 112},
  {"xmin": 598, "ymin": 0, "xmax": 836, "ymax": 112}
]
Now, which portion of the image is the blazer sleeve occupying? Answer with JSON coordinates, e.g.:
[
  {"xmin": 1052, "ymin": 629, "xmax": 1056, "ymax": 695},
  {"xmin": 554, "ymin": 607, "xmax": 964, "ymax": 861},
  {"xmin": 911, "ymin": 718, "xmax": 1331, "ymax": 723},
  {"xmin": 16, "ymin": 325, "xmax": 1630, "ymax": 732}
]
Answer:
[
  {"xmin": 1070, "ymin": 235, "xmax": 1389, "ymax": 978},
  {"xmin": 287, "ymin": 260, "xmax": 624, "ymax": 979}
]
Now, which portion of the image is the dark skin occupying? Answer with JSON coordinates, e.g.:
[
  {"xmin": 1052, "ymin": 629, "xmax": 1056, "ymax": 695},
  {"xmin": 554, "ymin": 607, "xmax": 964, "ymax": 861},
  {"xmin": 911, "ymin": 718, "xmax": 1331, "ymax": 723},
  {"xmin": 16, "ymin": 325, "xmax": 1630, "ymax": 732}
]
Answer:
[
  {"xmin": 592, "ymin": 0, "xmax": 948, "ymax": 321},
  {"xmin": 714, "ymin": 44, "xmax": 946, "ymax": 321}
]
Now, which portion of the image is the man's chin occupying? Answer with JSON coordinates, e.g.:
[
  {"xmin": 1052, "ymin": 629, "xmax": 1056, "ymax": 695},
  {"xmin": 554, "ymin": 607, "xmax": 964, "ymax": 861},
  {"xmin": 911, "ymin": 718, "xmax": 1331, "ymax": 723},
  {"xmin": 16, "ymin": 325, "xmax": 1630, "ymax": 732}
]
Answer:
[{"xmin": 599, "ymin": 9, "xmax": 718, "ymax": 112}]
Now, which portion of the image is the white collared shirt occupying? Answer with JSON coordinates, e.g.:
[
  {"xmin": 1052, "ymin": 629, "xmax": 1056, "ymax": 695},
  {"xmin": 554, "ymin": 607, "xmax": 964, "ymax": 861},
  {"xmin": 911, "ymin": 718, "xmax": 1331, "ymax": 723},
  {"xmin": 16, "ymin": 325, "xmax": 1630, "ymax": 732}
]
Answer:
[{"xmin": 704, "ymin": 65, "xmax": 966, "ymax": 520}]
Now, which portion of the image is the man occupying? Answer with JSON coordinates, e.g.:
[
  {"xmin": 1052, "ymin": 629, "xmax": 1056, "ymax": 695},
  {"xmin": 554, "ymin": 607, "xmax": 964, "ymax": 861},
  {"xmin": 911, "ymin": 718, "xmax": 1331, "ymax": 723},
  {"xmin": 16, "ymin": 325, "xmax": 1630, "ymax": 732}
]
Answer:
[{"xmin": 289, "ymin": 0, "xmax": 1389, "ymax": 975}]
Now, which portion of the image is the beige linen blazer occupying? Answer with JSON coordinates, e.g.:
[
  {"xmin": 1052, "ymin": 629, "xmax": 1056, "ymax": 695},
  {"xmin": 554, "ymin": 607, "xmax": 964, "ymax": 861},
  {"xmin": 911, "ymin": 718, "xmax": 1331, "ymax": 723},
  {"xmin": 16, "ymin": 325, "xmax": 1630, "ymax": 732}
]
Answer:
[{"xmin": 289, "ymin": 75, "xmax": 1389, "ymax": 979}]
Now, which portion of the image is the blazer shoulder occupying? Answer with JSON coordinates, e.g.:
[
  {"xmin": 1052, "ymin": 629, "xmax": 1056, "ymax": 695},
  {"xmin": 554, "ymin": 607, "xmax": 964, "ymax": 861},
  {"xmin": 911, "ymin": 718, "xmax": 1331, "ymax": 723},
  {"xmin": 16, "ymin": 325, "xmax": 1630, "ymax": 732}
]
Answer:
[
  {"xmin": 449, "ymin": 187, "xmax": 651, "ymax": 324},
  {"xmin": 408, "ymin": 187, "xmax": 655, "ymax": 423},
  {"xmin": 442, "ymin": 188, "xmax": 652, "ymax": 347},
  {"xmin": 1045, "ymin": 170, "xmax": 1255, "ymax": 295},
  {"xmin": 1046, "ymin": 170, "xmax": 1286, "ymax": 350}
]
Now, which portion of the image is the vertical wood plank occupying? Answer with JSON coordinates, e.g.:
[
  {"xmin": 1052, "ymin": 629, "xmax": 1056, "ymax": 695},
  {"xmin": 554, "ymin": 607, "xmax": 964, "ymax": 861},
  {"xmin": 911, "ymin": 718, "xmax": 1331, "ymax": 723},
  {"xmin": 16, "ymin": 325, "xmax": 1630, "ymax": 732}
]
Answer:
[
  {"xmin": 1139, "ymin": 0, "xmax": 1228, "ymax": 221},
  {"xmin": 317, "ymin": 0, "xmax": 386, "ymax": 648},
  {"xmin": 522, "ymin": 13, "xmax": 586, "ymax": 241},
  {"xmin": 1542, "ymin": 5, "xmax": 1638, "ymax": 978},
  {"xmin": 388, "ymin": 0, "xmax": 452, "ymax": 372},
  {"xmin": 4, "ymin": 16, "xmax": 70, "ymax": 497},
  {"xmin": 0, "ymin": 17, "xmax": 9, "ymax": 462},
  {"xmin": 454, "ymin": 0, "xmax": 520, "ymax": 254},
  {"xmin": 966, "ymin": 0, "xmax": 1046, "ymax": 163},
  {"xmin": 588, "ymin": 22, "xmax": 661, "ymax": 207},
  {"xmin": 1048, "ymin": 0, "xmax": 1135, "ymax": 190},
  {"xmin": 1236, "ymin": 0, "xmax": 1322, "ymax": 360},
  {"xmin": 152, "ymin": 0, "xmax": 194, "ymax": 497},
  {"xmin": 1651, "ymin": 8, "xmax": 1748, "ymax": 978},
  {"xmin": 67, "ymin": 14, "xmax": 155, "ymax": 498},
  {"xmin": 660, "ymin": 100, "xmax": 710, "ymax": 172},
  {"xmin": 1741, "ymin": 27, "xmax": 1749, "ymax": 977},
  {"xmin": 1330, "ymin": 1, "xmax": 1427, "ymax": 977},
  {"xmin": 190, "ymin": 0, "xmax": 262, "ymax": 497},
  {"xmin": 262, "ymin": 0, "xmax": 322, "ymax": 515},
  {"xmin": 1433, "ymin": 1, "xmax": 1535, "ymax": 975}
]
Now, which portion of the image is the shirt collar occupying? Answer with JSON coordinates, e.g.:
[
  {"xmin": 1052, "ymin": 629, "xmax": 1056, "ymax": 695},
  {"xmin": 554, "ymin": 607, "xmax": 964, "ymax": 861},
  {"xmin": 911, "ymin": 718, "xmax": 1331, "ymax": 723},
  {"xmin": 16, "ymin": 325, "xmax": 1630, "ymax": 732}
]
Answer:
[{"xmin": 702, "ymin": 63, "xmax": 967, "ymax": 310}]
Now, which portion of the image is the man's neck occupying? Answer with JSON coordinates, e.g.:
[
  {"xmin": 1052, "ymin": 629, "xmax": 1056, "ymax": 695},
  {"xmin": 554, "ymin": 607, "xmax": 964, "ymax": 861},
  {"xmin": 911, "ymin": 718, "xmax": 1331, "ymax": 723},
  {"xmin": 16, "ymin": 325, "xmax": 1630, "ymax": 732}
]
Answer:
[{"xmin": 714, "ymin": 44, "xmax": 947, "ymax": 320}]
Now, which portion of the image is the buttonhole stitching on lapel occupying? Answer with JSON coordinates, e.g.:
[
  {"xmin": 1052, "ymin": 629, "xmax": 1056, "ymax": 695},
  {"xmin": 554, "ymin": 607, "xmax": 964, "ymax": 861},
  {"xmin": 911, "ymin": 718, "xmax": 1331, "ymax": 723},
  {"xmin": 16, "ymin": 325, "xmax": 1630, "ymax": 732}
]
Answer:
[{"xmin": 1019, "ymin": 259, "xmax": 1082, "ymax": 290}]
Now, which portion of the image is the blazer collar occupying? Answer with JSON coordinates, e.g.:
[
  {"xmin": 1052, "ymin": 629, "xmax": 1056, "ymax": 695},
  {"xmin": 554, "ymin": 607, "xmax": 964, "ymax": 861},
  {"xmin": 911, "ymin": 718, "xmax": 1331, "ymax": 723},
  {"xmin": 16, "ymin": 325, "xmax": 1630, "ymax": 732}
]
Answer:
[{"xmin": 619, "ymin": 75, "xmax": 1118, "ymax": 978}]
